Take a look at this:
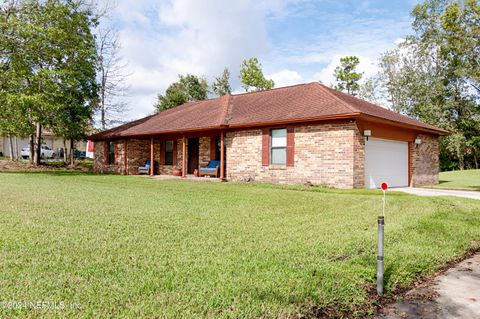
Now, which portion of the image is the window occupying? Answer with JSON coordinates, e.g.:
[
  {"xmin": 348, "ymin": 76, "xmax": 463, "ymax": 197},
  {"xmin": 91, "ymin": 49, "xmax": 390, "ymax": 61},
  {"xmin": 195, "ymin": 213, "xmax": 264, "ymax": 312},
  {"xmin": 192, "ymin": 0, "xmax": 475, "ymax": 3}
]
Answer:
[
  {"xmin": 270, "ymin": 128, "xmax": 286, "ymax": 165},
  {"xmin": 165, "ymin": 140, "xmax": 174, "ymax": 165},
  {"xmin": 107, "ymin": 141, "xmax": 115, "ymax": 165}
]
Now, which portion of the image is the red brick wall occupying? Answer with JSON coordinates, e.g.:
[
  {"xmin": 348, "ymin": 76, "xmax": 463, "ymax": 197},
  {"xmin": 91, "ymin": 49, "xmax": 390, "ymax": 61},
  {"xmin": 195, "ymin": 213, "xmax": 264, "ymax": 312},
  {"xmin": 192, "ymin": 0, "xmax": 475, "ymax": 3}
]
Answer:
[
  {"xmin": 226, "ymin": 121, "xmax": 362, "ymax": 188},
  {"xmin": 411, "ymin": 134, "xmax": 439, "ymax": 186},
  {"xmin": 92, "ymin": 126, "xmax": 439, "ymax": 188}
]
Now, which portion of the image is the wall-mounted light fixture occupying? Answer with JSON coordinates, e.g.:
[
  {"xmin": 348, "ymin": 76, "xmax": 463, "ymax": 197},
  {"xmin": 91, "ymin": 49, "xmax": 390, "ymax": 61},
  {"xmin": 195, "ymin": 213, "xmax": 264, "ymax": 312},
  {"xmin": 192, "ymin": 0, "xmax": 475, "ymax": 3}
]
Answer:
[
  {"xmin": 414, "ymin": 138, "xmax": 422, "ymax": 147},
  {"xmin": 364, "ymin": 130, "xmax": 372, "ymax": 141}
]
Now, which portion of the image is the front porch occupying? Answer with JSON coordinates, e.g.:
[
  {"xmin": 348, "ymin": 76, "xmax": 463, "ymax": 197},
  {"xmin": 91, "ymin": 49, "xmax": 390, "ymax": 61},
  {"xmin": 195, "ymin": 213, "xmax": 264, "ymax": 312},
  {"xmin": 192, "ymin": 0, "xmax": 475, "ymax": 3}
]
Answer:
[
  {"xmin": 150, "ymin": 174, "xmax": 223, "ymax": 182},
  {"xmin": 93, "ymin": 131, "xmax": 227, "ymax": 179}
]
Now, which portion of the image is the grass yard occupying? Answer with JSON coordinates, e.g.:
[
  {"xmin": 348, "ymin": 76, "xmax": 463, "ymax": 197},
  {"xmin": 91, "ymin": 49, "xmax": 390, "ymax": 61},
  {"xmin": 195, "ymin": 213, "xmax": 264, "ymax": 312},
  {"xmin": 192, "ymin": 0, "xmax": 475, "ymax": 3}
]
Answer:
[
  {"xmin": 428, "ymin": 169, "xmax": 480, "ymax": 191},
  {"xmin": 0, "ymin": 172, "xmax": 479, "ymax": 318}
]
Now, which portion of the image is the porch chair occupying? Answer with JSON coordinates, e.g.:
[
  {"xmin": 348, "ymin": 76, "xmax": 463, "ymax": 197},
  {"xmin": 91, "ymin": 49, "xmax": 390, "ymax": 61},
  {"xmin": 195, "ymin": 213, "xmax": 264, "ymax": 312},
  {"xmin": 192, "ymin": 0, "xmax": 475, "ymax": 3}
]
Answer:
[
  {"xmin": 138, "ymin": 160, "xmax": 151, "ymax": 175},
  {"xmin": 199, "ymin": 160, "xmax": 220, "ymax": 177}
]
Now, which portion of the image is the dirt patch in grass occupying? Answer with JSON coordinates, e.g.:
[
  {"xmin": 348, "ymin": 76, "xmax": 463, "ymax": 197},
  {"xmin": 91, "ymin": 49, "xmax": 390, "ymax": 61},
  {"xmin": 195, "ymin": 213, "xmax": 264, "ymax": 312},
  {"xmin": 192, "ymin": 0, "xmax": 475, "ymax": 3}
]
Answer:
[{"xmin": 0, "ymin": 159, "xmax": 93, "ymax": 172}]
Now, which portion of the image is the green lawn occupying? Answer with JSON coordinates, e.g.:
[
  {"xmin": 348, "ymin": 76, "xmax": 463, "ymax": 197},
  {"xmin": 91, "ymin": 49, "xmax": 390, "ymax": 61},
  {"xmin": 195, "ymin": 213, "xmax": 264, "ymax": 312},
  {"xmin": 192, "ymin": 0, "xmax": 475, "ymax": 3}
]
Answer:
[
  {"xmin": 428, "ymin": 169, "xmax": 480, "ymax": 191},
  {"xmin": 0, "ymin": 172, "xmax": 479, "ymax": 318}
]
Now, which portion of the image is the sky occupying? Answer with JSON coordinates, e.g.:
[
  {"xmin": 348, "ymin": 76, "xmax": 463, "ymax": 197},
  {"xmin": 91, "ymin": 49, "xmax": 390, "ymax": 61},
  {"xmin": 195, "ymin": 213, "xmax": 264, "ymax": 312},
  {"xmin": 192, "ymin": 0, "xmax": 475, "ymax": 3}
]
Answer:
[{"xmin": 100, "ymin": 0, "xmax": 420, "ymax": 122}]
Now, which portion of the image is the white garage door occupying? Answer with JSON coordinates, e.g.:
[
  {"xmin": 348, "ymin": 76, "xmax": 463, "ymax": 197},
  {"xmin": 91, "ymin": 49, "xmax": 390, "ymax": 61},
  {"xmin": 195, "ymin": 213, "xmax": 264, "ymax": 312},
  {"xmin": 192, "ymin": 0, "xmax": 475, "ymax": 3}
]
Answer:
[{"xmin": 365, "ymin": 138, "xmax": 409, "ymax": 189}]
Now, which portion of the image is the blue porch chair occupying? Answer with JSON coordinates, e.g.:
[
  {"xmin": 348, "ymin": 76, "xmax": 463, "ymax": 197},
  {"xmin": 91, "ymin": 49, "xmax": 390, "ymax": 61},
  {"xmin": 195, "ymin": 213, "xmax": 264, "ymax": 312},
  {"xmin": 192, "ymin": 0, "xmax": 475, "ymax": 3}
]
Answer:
[
  {"xmin": 199, "ymin": 160, "xmax": 220, "ymax": 177},
  {"xmin": 138, "ymin": 160, "xmax": 151, "ymax": 175}
]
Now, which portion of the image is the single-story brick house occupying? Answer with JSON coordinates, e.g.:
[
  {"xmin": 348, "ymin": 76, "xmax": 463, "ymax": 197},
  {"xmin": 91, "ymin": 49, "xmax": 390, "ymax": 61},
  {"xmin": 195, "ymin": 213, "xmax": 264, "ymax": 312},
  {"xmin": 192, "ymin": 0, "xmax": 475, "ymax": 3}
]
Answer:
[{"xmin": 89, "ymin": 82, "xmax": 448, "ymax": 188}]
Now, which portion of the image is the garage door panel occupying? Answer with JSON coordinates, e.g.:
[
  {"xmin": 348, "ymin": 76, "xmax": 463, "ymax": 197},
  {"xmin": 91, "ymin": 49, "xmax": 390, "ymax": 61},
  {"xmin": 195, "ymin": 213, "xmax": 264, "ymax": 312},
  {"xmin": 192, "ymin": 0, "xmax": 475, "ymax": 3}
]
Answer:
[{"xmin": 365, "ymin": 138, "xmax": 408, "ymax": 188}]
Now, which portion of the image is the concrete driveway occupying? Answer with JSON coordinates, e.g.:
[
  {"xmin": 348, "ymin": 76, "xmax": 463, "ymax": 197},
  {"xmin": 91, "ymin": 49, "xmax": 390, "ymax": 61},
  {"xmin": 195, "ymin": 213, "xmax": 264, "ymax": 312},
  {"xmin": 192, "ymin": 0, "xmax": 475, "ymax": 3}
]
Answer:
[
  {"xmin": 377, "ymin": 253, "xmax": 480, "ymax": 319},
  {"xmin": 394, "ymin": 187, "xmax": 480, "ymax": 200}
]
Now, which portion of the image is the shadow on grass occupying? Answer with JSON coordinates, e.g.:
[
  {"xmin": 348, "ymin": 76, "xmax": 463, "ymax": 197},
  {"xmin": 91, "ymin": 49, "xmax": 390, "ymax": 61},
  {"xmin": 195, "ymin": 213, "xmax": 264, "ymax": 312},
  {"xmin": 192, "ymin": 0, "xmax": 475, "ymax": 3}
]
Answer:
[
  {"xmin": 435, "ymin": 180, "xmax": 480, "ymax": 191},
  {"xmin": 0, "ymin": 170, "xmax": 102, "ymax": 177},
  {"xmin": 0, "ymin": 170, "xmax": 416, "ymax": 197},
  {"xmin": 229, "ymin": 181, "xmax": 411, "ymax": 197}
]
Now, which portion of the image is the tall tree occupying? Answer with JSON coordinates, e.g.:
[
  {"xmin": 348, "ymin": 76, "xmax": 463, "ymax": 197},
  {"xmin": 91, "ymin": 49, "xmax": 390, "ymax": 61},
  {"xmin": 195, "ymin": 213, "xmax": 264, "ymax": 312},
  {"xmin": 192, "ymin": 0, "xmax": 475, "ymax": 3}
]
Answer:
[
  {"xmin": 0, "ymin": 1, "xmax": 36, "ymax": 162},
  {"xmin": 50, "ymin": 0, "xmax": 98, "ymax": 165},
  {"xmin": 212, "ymin": 67, "xmax": 232, "ymax": 96},
  {"xmin": 155, "ymin": 74, "xmax": 208, "ymax": 112},
  {"xmin": 358, "ymin": 76, "xmax": 385, "ymax": 105},
  {"xmin": 376, "ymin": 0, "xmax": 480, "ymax": 170},
  {"xmin": 333, "ymin": 56, "xmax": 363, "ymax": 96},
  {"xmin": 239, "ymin": 57, "xmax": 274, "ymax": 92},
  {"xmin": 95, "ymin": 27, "xmax": 130, "ymax": 130},
  {"xmin": 0, "ymin": 0, "xmax": 98, "ymax": 165}
]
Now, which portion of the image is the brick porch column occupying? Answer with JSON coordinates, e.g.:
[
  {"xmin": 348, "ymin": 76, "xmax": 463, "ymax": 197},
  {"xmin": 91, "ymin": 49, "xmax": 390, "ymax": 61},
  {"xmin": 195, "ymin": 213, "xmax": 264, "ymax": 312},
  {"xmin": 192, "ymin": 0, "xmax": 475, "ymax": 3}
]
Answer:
[
  {"xmin": 182, "ymin": 135, "xmax": 187, "ymax": 177},
  {"xmin": 150, "ymin": 136, "xmax": 154, "ymax": 176}
]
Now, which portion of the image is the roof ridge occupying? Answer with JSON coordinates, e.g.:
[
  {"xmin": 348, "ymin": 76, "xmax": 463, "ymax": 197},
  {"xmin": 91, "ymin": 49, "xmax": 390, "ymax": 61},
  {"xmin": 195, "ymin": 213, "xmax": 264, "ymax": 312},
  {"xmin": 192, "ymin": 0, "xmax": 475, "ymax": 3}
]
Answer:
[
  {"xmin": 230, "ymin": 82, "xmax": 310, "ymax": 97},
  {"xmin": 314, "ymin": 83, "xmax": 360, "ymax": 113}
]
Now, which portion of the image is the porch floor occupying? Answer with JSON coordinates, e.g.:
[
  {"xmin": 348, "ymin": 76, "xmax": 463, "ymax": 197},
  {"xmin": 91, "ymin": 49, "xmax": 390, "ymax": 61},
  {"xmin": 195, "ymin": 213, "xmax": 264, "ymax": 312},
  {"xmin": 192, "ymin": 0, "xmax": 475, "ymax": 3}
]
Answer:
[{"xmin": 149, "ymin": 174, "xmax": 223, "ymax": 182}]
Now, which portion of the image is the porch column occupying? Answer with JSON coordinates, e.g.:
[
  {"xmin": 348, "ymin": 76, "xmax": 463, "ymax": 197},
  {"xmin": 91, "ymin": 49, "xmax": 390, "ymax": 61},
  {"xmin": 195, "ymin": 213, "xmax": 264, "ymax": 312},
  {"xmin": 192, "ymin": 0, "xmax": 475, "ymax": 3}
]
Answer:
[
  {"xmin": 220, "ymin": 130, "xmax": 225, "ymax": 179},
  {"xmin": 150, "ymin": 136, "xmax": 154, "ymax": 176},
  {"xmin": 182, "ymin": 135, "xmax": 187, "ymax": 177},
  {"xmin": 124, "ymin": 139, "xmax": 128, "ymax": 175}
]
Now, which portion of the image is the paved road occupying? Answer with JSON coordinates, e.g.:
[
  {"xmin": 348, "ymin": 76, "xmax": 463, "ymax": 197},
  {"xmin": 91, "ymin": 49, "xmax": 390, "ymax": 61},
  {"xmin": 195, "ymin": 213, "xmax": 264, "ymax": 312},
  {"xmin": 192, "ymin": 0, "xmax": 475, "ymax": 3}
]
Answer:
[
  {"xmin": 394, "ymin": 187, "xmax": 480, "ymax": 200},
  {"xmin": 377, "ymin": 254, "xmax": 480, "ymax": 319}
]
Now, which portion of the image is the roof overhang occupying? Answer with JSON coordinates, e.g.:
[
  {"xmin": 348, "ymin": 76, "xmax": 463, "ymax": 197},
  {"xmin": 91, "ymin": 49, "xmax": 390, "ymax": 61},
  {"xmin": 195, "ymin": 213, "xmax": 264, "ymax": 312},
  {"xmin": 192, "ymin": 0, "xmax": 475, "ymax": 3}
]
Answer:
[
  {"xmin": 356, "ymin": 114, "xmax": 449, "ymax": 136},
  {"xmin": 88, "ymin": 112, "xmax": 449, "ymax": 141}
]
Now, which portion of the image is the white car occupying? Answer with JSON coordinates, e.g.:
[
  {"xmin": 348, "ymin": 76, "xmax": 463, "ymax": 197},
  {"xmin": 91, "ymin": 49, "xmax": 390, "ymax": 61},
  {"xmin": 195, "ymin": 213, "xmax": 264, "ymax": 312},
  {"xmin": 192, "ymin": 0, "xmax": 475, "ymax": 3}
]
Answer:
[{"xmin": 21, "ymin": 145, "xmax": 55, "ymax": 159}]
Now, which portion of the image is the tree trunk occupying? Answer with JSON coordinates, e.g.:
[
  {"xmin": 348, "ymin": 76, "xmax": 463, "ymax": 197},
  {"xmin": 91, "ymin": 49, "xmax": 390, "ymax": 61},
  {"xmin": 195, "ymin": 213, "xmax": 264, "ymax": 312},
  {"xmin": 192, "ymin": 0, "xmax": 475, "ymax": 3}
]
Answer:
[
  {"xmin": 35, "ymin": 123, "xmax": 42, "ymax": 165},
  {"xmin": 474, "ymin": 151, "xmax": 479, "ymax": 170},
  {"xmin": 8, "ymin": 135, "xmax": 14, "ymax": 161},
  {"xmin": 69, "ymin": 138, "xmax": 75, "ymax": 166},
  {"xmin": 29, "ymin": 135, "xmax": 34, "ymax": 164},
  {"xmin": 101, "ymin": 106, "xmax": 106, "ymax": 130},
  {"xmin": 63, "ymin": 139, "xmax": 67, "ymax": 163},
  {"xmin": 14, "ymin": 136, "xmax": 19, "ymax": 160}
]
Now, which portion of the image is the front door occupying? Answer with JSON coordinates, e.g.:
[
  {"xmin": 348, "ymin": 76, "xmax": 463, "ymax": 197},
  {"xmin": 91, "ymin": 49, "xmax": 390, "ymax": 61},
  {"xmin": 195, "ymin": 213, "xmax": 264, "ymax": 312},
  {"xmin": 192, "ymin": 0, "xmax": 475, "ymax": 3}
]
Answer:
[{"xmin": 187, "ymin": 138, "xmax": 199, "ymax": 174}]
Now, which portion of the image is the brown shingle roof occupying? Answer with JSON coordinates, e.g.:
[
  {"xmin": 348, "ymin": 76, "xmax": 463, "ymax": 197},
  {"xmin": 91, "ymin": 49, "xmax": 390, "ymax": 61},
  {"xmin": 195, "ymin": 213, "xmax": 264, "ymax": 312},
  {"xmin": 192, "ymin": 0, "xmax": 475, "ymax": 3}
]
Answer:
[
  {"xmin": 89, "ymin": 82, "xmax": 447, "ymax": 140},
  {"xmin": 318, "ymin": 84, "xmax": 444, "ymax": 132}
]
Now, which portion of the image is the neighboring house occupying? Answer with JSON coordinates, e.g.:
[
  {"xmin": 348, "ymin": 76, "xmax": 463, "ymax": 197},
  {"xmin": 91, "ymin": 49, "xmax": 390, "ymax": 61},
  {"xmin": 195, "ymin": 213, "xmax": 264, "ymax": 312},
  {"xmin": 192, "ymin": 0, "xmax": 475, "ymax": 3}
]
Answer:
[
  {"xmin": 89, "ymin": 83, "xmax": 448, "ymax": 189},
  {"xmin": 0, "ymin": 130, "xmax": 86, "ymax": 159}
]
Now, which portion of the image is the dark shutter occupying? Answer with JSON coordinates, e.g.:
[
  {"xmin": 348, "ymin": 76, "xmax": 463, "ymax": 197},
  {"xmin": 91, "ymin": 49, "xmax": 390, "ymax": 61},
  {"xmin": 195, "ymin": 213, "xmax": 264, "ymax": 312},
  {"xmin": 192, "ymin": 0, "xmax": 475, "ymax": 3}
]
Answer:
[
  {"xmin": 172, "ymin": 140, "xmax": 178, "ymax": 166},
  {"xmin": 159, "ymin": 141, "xmax": 165, "ymax": 165},
  {"xmin": 262, "ymin": 128, "xmax": 270, "ymax": 166},
  {"xmin": 114, "ymin": 143, "xmax": 118, "ymax": 166},
  {"xmin": 210, "ymin": 137, "xmax": 216, "ymax": 160},
  {"xmin": 104, "ymin": 142, "xmax": 108, "ymax": 164},
  {"xmin": 286, "ymin": 126, "xmax": 295, "ymax": 167}
]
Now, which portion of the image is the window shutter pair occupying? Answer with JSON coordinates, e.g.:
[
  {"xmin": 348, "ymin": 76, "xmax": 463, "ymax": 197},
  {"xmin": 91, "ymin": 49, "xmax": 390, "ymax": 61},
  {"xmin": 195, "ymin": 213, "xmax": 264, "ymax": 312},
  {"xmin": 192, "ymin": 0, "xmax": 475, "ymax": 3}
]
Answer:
[{"xmin": 262, "ymin": 126, "xmax": 294, "ymax": 166}]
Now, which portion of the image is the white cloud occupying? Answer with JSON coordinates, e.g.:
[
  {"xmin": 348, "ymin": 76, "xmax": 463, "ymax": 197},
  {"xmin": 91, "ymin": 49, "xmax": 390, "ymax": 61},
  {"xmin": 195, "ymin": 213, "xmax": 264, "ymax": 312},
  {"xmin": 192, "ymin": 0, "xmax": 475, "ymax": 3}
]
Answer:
[
  {"xmin": 107, "ymin": 0, "xmax": 294, "ymax": 120},
  {"xmin": 97, "ymin": 0, "xmax": 413, "ymax": 123},
  {"xmin": 267, "ymin": 69, "xmax": 303, "ymax": 88}
]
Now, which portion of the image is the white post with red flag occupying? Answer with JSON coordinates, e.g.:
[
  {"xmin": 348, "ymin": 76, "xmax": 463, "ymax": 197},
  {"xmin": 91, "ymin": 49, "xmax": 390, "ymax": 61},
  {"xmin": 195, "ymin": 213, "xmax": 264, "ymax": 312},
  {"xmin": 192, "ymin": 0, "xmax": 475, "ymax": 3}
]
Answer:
[{"xmin": 377, "ymin": 182, "xmax": 388, "ymax": 296}]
